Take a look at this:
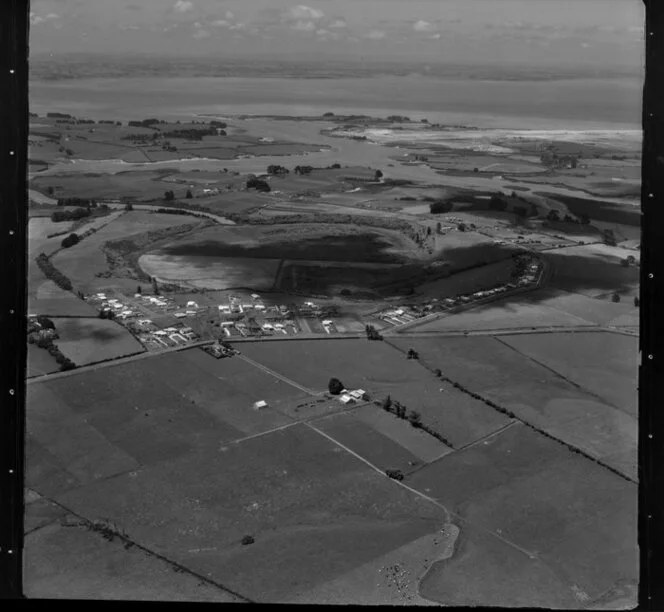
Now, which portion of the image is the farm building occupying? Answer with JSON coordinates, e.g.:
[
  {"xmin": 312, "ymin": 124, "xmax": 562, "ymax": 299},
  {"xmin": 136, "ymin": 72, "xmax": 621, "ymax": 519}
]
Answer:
[
  {"xmin": 253, "ymin": 400, "xmax": 268, "ymax": 410},
  {"xmin": 349, "ymin": 389, "xmax": 369, "ymax": 401},
  {"xmin": 339, "ymin": 394, "xmax": 355, "ymax": 405},
  {"xmin": 186, "ymin": 301, "xmax": 199, "ymax": 309}
]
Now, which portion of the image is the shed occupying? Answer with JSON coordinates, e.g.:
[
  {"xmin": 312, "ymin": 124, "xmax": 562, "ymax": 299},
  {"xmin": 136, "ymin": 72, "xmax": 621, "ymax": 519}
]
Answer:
[
  {"xmin": 339, "ymin": 394, "xmax": 355, "ymax": 405},
  {"xmin": 253, "ymin": 400, "xmax": 268, "ymax": 411}
]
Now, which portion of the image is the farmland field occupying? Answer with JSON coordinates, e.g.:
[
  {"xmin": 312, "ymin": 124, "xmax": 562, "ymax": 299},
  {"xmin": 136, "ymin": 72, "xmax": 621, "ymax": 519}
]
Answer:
[
  {"xmin": 408, "ymin": 423, "xmax": 637, "ymax": 607},
  {"xmin": 405, "ymin": 299, "xmax": 597, "ymax": 332},
  {"xmin": 50, "ymin": 317, "xmax": 145, "ymax": 365},
  {"xmin": 31, "ymin": 412, "xmax": 443, "ymax": 603},
  {"xmin": 27, "ymin": 344, "xmax": 62, "ymax": 378},
  {"xmin": 236, "ymin": 339, "xmax": 433, "ymax": 394},
  {"xmin": 312, "ymin": 412, "xmax": 427, "ymax": 474},
  {"xmin": 498, "ymin": 332, "xmax": 637, "ymax": 416},
  {"xmin": 390, "ymin": 335, "xmax": 637, "ymax": 480}
]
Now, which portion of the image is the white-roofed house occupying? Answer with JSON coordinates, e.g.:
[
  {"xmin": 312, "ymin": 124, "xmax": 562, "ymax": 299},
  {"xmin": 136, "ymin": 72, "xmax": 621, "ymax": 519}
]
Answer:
[{"xmin": 253, "ymin": 400, "xmax": 268, "ymax": 411}]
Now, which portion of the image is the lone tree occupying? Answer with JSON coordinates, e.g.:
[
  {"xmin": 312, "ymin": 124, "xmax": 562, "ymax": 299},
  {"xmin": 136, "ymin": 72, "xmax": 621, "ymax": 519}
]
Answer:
[
  {"xmin": 374, "ymin": 169, "xmax": 383, "ymax": 181},
  {"xmin": 382, "ymin": 396, "xmax": 393, "ymax": 412},
  {"xmin": 407, "ymin": 348, "xmax": 419, "ymax": 360},
  {"xmin": 436, "ymin": 222, "xmax": 442, "ymax": 234},
  {"xmin": 46, "ymin": 186, "xmax": 54, "ymax": 196},
  {"xmin": 434, "ymin": 368, "xmax": 442, "ymax": 378},
  {"xmin": 136, "ymin": 285, "xmax": 142, "ymax": 295},
  {"xmin": 125, "ymin": 202, "xmax": 133, "ymax": 211},
  {"xmin": 634, "ymin": 296, "xmax": 640, "ymax": 307},
  {"xmin": 186, "ymin": 189, "xmax": 193, "ymax": 199},
  {"xmin": 164, "ymin": 190, "xmax": 175, "ymax": 201},
  {"xmin": 241, "ymin": 535, "xmax": 255, "ymax": 546},
  {"xmin": 611, "ymin": 292, "xmax": 621, "ymax": 303},
  {"xmin": 152, "ymin": 277, "xmax": 160, "ymax": 295},
  {"xmin": 365, "ymin": 324, "xmax": 383, "ymax": 341},
  {"xmin": 328, "ymin": 378, "xmax": 345, "ymax": 395}
]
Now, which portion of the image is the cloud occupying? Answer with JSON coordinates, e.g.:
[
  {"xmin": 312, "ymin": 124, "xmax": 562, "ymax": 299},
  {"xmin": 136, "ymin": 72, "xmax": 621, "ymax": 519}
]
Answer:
[
  {"xmin": 292, "ymin": 20, "xmax": 316, "ymax": 32},
  {"xmin": 174, "ymin": 1, "xmax": 194, "ymax": 14},
  {"xmin": 30, "ymin": 12, "xmax": 59, "ymax": 25},
  {"xmin": 429, "ymin": 33, "xmax": 441, "ymax": 40},
  {"xmin": 413, "ymin": 20, "xmax": 436, "ymax": 33},
  {"xmin": 193, "ymin": 29, "xmax": 210, "ymax": 39},
  {"xmin": 289, "ymin": 5, "xmax": 325, "ymax": 21},
  {"xmin": 329, "ymin": 19, "xmax": 347, "ymax": 29},
  {"xmin": 366, "ymin": 29, "xmax": 386, "ymax": 40},
  {"xmin": 211, "ymin": 19, "xmax": 230, "ymax": 27}
]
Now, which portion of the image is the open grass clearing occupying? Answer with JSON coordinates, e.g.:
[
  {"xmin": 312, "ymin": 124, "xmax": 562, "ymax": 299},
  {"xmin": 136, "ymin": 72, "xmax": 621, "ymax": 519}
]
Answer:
[{"xmin": 50, "ymin": 317, "xmax": 145, "ymax": 366}]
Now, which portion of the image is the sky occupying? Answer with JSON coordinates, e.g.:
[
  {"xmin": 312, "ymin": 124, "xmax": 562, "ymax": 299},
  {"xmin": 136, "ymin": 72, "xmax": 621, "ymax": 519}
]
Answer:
[{"xmin": 29, "ymin": 0, "xmax": 645, "ymax": 69}]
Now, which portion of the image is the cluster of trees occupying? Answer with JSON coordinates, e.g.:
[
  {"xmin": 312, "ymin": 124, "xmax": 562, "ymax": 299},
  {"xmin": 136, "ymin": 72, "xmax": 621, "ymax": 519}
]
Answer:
[
  {"xmin": 328, "ymin": 377, "xmax": 345, "ymax": 395},
  {"xmin": 546, "ymin": 209, "xmax": 591, "ymax": 225},
  {"xmin": 620, "ymin": 255, "xmax": 637, "ymax": 268},
  {"xmin": 164, "ymin": 190, "xmax": 176, "ymax": 201},
  {"xmin": 380, "ymin": 396, "xmax": 421, "ymax": 427},
  {"xmin": 121, "ymin": 133, "xmax": 159, "ymax": 143},
  {"xmin": 61, "ymin": 233, "xmax": 80, "ymax": 248},
  {"xmin": 128, "ymin": 118, "xmax": 164, "ymax": 128},
  {"xmin": 51, "ymin": 207, "xmax": 90, "ymax": 222},
  {"xmin": 294, "ymin": 165, "xmax": 314, "ymax": 175},
  {"xmin": 98, "ymin": 120, "xmax": 121, "ymax": 125},
  {"xmin": 153, "ymin": 208, "xmax": 209, "ymax": 219},
  {"xmin": 47, "ymin": 112, "xmax": 72, "ymax": 119},
  {"xmin": 365, "ymin": 324, "xmax": 383, "ymax": 340},
  {"xmin": 267, "ymin": 165, "xmax": 289, "ymax": 175},
  {"xmin": 603, "ymin": 229, "xmax": 618, "ymax": 247},
  {"xmin": 27, "ymin": 315, "xmax": 55, "ymax": 334},
  {"xmin": 387, "ymin": 115, "xmax": 411, "ymax": 122},
  {"xmin": 246, "ymin": 177, "xmax": 271, "ymax": 192},
  {"xmin": 488, "ymin": 193, "xmax": 508, "ymax": 211},
  {"xmin": 28, "ymin": 331, "xmax": 76, "ymax": 371},
  {"xmin": 76, "ymin": 119, "xmax": 95, "ymax": 125},
  {"xmin": 611, "ymin": 292, "xmax": 621, "ymax": 303},
  {"xmin": 429, "ymin": 200, "xmax": 454, "ymax": 214},
  {"xmin": 56, "ymin": 197, "xmax": 96, "ymax": 207},
  {"xmin": 36, "ymin": 253, "xmax": 72, "ymax": 291},
  {"xmin": 380, "ymin": 394, "xmax": 452, "ymax": 446},
  {"xmin": 98, "ymin": 309, "xmax": 116, "ymax": 320},
  {"xmin": 406, "ymin": 348, "xmax": 419, "ymax": 360},
  {"xmin": 209, "ymin": 120, "xmax": 228, "ymax": 128},
  {"xmin": 161, "ymin": 127, "xmax": 218, "ymax": 140}
]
